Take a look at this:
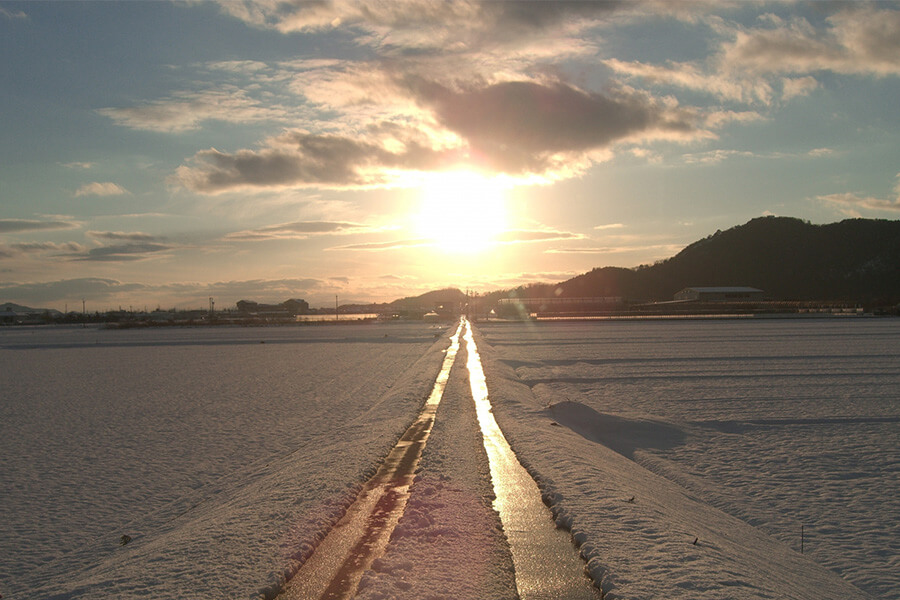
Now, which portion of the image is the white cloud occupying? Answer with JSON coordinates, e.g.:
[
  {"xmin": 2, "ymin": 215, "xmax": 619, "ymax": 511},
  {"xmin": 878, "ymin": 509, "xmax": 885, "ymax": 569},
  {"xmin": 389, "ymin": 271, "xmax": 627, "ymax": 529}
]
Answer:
[
  {"xmin": 225, "ymin": 221, "xmax": 377, "ymax": 241},
  {"xmin": 818, "ymin": 173, "xmax": 900, "ymax": 215},
  {"xmin": 781, "ymin": 76, "xmax": 819, "ymax": 100},
  {"xmin": 722, "ymin": 7, "xmax": 900, "ymax": 77},
  {"xmin": 74, "ymin": 182, "xmax": 129, "ymax": 197},
  {"xmin": 99, "ymin": 89, "xmax": 292, "ymax": 133},
  {"xmin": 605, "ymin": 58, "xmax": 774, "ymax": 104}
]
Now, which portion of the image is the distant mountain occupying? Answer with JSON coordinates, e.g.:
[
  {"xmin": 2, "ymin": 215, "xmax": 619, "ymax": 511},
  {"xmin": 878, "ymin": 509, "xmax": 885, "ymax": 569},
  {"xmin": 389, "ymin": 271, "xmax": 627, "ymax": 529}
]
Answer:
[
  {"xmin": 1, "ymin": 302, "xmax": 62, "ymax": 315},
  {"xmin": 389, "ymin": 288, "xmax": 467, "ymax": 309},
  {"xmin": 338, "ymin": 288, "xmax": 467, "ymax": 315},
  {"xmin": 498, "ymin": 217, "xmax": 900, "ymax": 306}
]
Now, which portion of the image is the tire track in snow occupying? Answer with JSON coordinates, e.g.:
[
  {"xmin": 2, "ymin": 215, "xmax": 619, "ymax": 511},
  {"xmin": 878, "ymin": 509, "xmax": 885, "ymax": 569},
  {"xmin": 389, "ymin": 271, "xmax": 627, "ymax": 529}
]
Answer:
[
  {"xmin": 277, "ymin": 321, "xmax": 463, "ymax": 600},
  {"xmin": 278, "ymin": 318, "xmax": 598, "ymax": 599},
  {"xmin": 464, "ymin": 319, "xmax": 601, "ymax": 600}
]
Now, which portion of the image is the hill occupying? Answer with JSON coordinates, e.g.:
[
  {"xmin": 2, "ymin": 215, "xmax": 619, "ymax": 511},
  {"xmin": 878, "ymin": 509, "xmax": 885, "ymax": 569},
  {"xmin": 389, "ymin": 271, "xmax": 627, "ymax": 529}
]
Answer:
[{"xmin": 496, "ymin": 217, "xmax": 900, "ymax": 306}]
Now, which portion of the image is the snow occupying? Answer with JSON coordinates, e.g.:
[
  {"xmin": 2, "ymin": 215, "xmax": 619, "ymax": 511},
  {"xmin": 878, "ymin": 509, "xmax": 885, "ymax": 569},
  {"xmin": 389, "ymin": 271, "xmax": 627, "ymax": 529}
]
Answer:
[
  {"xmin": 0, "ymin": 323, "xmax": 451, "ymax": 599},
  {"xmin": 476, "ymin": 318, "xmax": 899, "ymax": 599},
  {"xmin": 1, "ymin": 318, "xmax": 897, "ymax": 599}
]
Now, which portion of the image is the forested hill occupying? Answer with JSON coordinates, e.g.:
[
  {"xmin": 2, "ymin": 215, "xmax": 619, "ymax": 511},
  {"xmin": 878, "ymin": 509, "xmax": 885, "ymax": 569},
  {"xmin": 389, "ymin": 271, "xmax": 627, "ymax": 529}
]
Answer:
[{"xmin": 507, "ymin": 217, "xmax": 900, "ymax": 305}]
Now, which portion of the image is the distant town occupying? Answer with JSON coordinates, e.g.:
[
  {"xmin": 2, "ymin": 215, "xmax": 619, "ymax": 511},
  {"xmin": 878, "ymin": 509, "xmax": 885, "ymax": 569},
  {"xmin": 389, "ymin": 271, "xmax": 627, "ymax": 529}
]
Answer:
[{"xmin": 2, "ymin": 285, "xmax": 890, "ymax": 328}]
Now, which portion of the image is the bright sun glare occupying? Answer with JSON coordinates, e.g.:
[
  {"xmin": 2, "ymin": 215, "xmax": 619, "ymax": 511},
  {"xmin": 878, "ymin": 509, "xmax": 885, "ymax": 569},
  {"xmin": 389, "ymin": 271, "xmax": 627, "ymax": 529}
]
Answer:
[{"xmin": 416, "ymin": 171, "xmax": 508, "ymax": 254}]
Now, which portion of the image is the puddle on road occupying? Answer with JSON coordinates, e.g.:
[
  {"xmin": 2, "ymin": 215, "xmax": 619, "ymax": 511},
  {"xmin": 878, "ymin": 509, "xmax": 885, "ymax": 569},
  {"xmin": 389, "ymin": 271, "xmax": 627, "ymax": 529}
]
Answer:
[
  {"xmin": 278, "ymin": 321, "xmax": 463, "ymax": 600},
  {"xmin": 463, "ymin": 319, "xmax": 601, "ymax": 600}
]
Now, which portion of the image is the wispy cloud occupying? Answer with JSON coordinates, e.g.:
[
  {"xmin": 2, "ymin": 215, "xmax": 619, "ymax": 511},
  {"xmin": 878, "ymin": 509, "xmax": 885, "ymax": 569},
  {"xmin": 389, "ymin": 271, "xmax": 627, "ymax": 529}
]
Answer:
[
  {"xmin": 0, "ymin": 218, "xmax": 79, "ymax": 233},
  {"xmin": 225, "ymin": 220, "xmax": 377, "ymax": 241},
  {"xmin": 74, "ymin": 182, "xmax": 129, "ymax": 197},
  {"xmin": 546, "ymin": 243, "xmax": 684, "ymax": 255},
  {"xmin": 87, "ymin": 231, "xmax": 162, "ymax": 242},
  {"xmin": 331, "ymin": 238, "xmax": 431, "ymax": 251},
  {"xmin": 0, "ymin": 6, "xmax": 27, "ymax": 20},
  {"xmin": 781, "ymin": 76, "xmax": 819, "ymax": 101},
  {"xmin": 496, "ymin": 229, "xmax": 584, "ymax": 244},
  {"xmin": 0, "ymin": 241, "xmax": 85, "ymax": 259},
  {"xmin": 818, "ymin": 174, "xmax": 900, "ymax": 216},
  {"xmin": 605, "ymin": 58, "xmax": 774, "ymax": 104},
  {"xmin": 71, "ymin": 243, "xmax": 172, "ymax": 262},
  {"xmin": 99, "ymin": 88, "xmax": 293, "ymax": 133}
]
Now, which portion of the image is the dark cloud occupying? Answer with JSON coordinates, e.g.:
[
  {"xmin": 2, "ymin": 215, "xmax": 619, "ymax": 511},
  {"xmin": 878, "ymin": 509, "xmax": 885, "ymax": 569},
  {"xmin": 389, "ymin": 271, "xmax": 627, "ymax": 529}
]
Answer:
[
  {"xmin": 404, "ymin": 78, "xmax": 698, "ymax": 172},
  {"xmin": 72, "ymin": 243, "xmax": 172, "ymax": 262},
  {"xmin": 0, "ymin": 219, "xmax": 79, "ymax": 233},
  {"xmin": 176, "ymin": 132, "xmax": 452, "ymax": 193},
  {"xmin": 87, "ymin": 231, "xmax": 161, "ymax": 242},
  {"xmin": 0, "ymin": 241, "xmax": 85, "ymax": 258},
  {"xmin": 176, "ymin": 76, "xmax": 700, "ymax": 193}
]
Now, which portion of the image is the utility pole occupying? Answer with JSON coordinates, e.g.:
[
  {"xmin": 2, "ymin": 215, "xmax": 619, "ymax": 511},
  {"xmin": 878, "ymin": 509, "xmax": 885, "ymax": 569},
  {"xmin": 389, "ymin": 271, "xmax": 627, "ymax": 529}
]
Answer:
[{"xmin": 335, "ymin": 294, "xmax": 339, "ymax": 321}]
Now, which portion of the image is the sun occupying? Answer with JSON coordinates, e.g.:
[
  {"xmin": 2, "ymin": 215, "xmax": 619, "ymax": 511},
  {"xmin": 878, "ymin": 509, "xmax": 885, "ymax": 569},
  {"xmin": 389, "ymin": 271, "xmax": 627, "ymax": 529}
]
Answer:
[{"xmin": 415, "ymin": 171, "xmax": 508, "ymax": 254}]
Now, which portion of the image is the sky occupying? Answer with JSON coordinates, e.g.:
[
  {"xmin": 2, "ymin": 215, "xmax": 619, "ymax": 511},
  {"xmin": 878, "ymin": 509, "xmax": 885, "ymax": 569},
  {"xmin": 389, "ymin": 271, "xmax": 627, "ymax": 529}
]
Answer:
[{"xmin": 1, "ymin": 0, "xmax": 899, "ymax": 311}]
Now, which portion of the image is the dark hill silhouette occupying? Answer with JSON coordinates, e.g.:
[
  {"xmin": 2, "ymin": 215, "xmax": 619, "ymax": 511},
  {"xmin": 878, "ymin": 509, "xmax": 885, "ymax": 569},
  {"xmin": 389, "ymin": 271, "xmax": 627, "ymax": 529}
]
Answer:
[{"xmin": 491, "ymin": 217, "xmax": 900, "ymax": 306}]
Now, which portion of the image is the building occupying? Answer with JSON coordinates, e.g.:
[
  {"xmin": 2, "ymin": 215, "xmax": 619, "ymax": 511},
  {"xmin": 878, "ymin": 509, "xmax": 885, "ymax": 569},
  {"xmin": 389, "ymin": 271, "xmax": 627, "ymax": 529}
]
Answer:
[
  {"xmin": 236, "ymin": 298, "xmax": 309, "ymax": 316},
  {"xmin": 674, "ymin": 287, "xmax": 764, "ymax": 302}
]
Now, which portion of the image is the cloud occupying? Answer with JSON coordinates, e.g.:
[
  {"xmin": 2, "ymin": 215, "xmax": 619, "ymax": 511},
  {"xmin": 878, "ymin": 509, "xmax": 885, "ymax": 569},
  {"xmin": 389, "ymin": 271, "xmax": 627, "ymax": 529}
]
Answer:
[
  {"xmin": 216, "ymin": 0, "xmax": 620, "ymax": 49},
  {"xmin": 74, "ymin": 182, "xmax": 129, "ymax": 197},
  {"xmin": 722, "ymin": 7, "xmax": 900, "ymax": 77},
  {"xmin": 546, "ymin": 243, "xmax": 684, "ymax": 255},
  {"xmin": 99, "ymin": 89, "xmax": 292, "ymax": 133},
  {"xmin": 0, "ymin": 218, "xmax": 79, "ymax": 233},
  {"xmin": 164, "ymin": 278, "xmax": 326, "ymax": 301},
  {"xmin": 703, "ymin": 110, "xmax": 764, "ymax": 128},
  {"xmin": 818, "ymin": 181, "xmax": 900, "ymax": 216},
  {"xmin": 0, "ymin": 6, "xmax": 27, "ymax": 19},
  {"xmin": 225, "ymin": 220, "xmax": 375, "ymax": 241},
  {"xmin": 0, "ymin": 278, "xmax": 148, "ymax": 305},
  {"xmin": 87, "ymin": 231, "xmax": 161, "ymax": 242},
  {"xmin": 604, "ymin": 58, "xmax": 774, "ymax": 104},
  {"xmin": 0, "ymin": 242, "xmax": 85, "ymax": 259},
  {"xmin": 71, "ymin": 243, "xmax": 173, "ymax": 262},
  {"xmin": 330, "ymin": 238, "xmax": 431, "ymax": 251},
  {"xmin": 175, "ymin": 129, "xmax": 454, "ymax": 193},
  {"xmin": 405, "ymin": 77, "xmax": 703, "ymax": 173},
  {"xmin": 62, "ymin": 161, "xmax": 95, "ymax": 169},
  {"xmin": 496, "ymin": 229, "xmax": 584, "ymax": 244},
  {"xmin": 0, "ymin": 276, "xmax": 339, "ymax": 308},
  {"xmin": 594, "ymin": 223, "xmax": 625, "ymax": 230},
  {"xmin": 781, "ymin": 76, "xmax": 819, "ymax": 100}
]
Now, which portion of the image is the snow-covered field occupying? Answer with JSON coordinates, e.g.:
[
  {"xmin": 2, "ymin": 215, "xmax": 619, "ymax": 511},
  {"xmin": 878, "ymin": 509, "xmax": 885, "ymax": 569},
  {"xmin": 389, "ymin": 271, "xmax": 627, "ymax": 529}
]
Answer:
[
  {"xmin": 0, "ymin": 323, "xmax": 451, "ymax": 599},
  {"xmin": 477, "ymin": 317, "xmax": 899, "ymax": 599},
  {"xmin": 1, "ymin": 318, "xmax": 897, "ymax": 599}
]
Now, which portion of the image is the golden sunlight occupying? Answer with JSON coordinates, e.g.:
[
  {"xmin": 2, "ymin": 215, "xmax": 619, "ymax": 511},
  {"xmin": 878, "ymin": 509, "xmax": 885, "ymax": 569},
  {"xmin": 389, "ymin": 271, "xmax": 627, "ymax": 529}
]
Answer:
[{"xmin": 415, "ymin": 171, "xmax": 508, "ymax": 254}]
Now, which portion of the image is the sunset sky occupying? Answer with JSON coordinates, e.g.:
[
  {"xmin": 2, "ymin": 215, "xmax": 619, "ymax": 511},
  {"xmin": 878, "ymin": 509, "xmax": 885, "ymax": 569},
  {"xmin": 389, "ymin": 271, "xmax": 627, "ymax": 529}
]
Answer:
[{"xmin": 2, "ymin": 1, "xmax": 899, "ymax": 311}]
